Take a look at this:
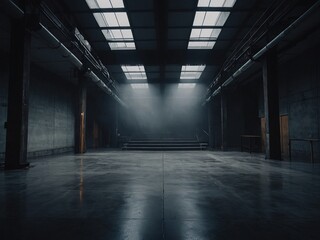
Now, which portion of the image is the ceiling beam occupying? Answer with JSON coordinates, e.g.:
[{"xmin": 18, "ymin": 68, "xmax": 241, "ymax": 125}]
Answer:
[{"xmin": 98, "ymin": 50, "xmax": 224, "ymax": 65}]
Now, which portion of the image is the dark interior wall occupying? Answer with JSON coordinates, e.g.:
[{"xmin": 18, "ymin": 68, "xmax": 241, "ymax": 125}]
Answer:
[
  {"xmin": 119, "ymin": 84, "xmax": 206, "ymax": 139},
  {"xmin": 225, "ymin": 88, "xmax": 245, "ymax": 149},
  {"xmin": 27, "ymin": 65, "xmax": 75, "ymax": 157},
  {"xmin": 86, "ymin": 92, "xmax": 117, "ymax": 148},
  {"xmin": 277, "ymin": 45, "xmax": 320, "ymax": 161},
  {"xmin": 211, "ymin": 98, "xmax": 222, "ymax": 149},
  {"xmin": 0, "ymin": 62, "xmax": 76, "ymax": 160},
  {"xmin": 0, "ymin": 54, "xmax": 9, "ymax": 159}
]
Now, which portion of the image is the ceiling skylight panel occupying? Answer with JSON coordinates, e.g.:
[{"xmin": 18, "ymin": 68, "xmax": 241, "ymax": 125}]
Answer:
[
  {"xmin": 109, "ymin": 42, "xmax": 136, "ymax": 50},
  {"xmin": 122, "ymin": 65, "xmax": 147, "ymax": 80},
  {"xmin": 110, "ymin": 0, "xmax": 125, "ymax": 8},
  {"xmin": 122, "ymin": 65, "xmax": 145, "ymax": 72},
  {"xmin": 86, "ymin": 0, "xmax": 125, "ymax": 9},
  {"xmin": 190, "ymin": 29, "xmax": 221, "ymax": 40},
  {"xmin": 180, "ymin": 65, "xmax": 206, "ymax": 79},
  {"xmin": 188, "ymin": 41, "xmax": 215, "ymax": 49},
  {"xmin": 93, "ymin": 12, "xmax": 130, "ymax": 27},
  {"xmin": 193, "ymin": 11, "xmax": 229, "ymax": 26},
  {"xmin": 116, "ymin": 12, "xmax": 130, "ymax": 26},
  {"xmin": 102, "ymin": 29, "xmax": 133, "ymax": 40},
  {"xmin": 203, "ymin": 12, "xmax": 220, "ymax": 26},
  {"xmin": 198, "ymin": 0, "xmax": 237, "ymax": 7},
  {"xmin": 193, "ymin": 11, "xmax": 206, "ymax": 26},
  {"xmin": 125, "ymin": 72, "xmax": 147, "ymax": 80},
  {"xmin": 182, "ymin": 65, "xmax": 205, "ymax": 71},
  {"xmin": 86, "ymin": 0, "xmax": 112, "ymax": 9}
]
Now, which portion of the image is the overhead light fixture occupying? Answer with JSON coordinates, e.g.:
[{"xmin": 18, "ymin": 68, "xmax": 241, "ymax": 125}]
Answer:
[
  {"xmin": 131, "ymin": 83, "xmax": 149, "ymax": 89},
  {"xmin": 178, "ymin": 83, "xmax": 196, "ymax": 89},
  {"xmin": 180, "ymin": 65, "xmax": 206, "ymax": 79},
  {"xmin": 122, "ymin": 65, "xmax": 147, "ymax": 79}
]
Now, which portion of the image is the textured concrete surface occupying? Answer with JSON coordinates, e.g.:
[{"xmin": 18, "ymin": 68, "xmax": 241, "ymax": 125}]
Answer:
[{"xmin": 1, "ymin": 150, "xmax": 320, "ymax": 240}]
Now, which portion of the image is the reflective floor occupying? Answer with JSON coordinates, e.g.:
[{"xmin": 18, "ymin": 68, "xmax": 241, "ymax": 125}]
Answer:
[{"xmin": 1, "ymin": 150, "xmax": 320, "ymax": 240}]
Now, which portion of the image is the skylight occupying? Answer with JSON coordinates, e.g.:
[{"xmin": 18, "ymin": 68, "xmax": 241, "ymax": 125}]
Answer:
[
  {"xmin": 109, "ymin": 42, "xmax": 136, "ymax": 50},
  {"xmin": 188, "ymin": 41, "xmax": 216, "ymax": 49},
  {"xmin": 102, "ymin": 29, "xmax": 133, "ymax": 41},
  {"xmin": 122, "ymin": 65, "xmax": 147, "ymax": 80},
  {"xmin": 178, "ymin": 83, "xmax": 196, "ymax": 89},
  {"xmin": 180, "ymin": 65, "xmax": 206, "ymax": 80},
  {"xmin": 131, "ymin": 83, "xmax": 149, "ymax": 89},
  {"xmin": 93, "ymin": 12, "xmax": 130, "ymax": 27},
  {"xmin": 86, "ymin": 0, "xmax": 136, "ymax": 50},
  {"xmin": 198, "ymin": 0, "xmax": 237, "ymax": 8},
  {"xmin": 86, "ymin": 0, "xmax": 125, "ymax": 9},
  {"xmin": 188, "ymin": 0, "xmax": 236, "ymax": 50},
  {"xmin": 190, "ymin": 28, "xmax": 221, "ymax": 40},
  {"xmin": 193, "ymin": 11, "xmax": 230, "ymax": 26}
]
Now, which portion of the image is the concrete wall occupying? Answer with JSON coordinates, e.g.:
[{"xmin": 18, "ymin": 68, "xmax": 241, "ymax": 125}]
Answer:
[
  {"xmin": 0, "ymin": 55, "xmax": 9, "ymax": 159},
  {"xmin": 27, "ymin": 65, "xmax": 75, "ymax": 157},
  {"xmin": 0, "ymin": 63, "xmax": 76, "ymax": 160},
  {"xmin": 119, "ymin": 84, "xmax": 206, "ymax": 140}
]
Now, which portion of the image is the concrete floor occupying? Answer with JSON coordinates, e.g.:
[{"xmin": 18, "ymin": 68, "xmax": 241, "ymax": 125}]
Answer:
[{"xmin": 1, "ymin": 150, "xmax": 320, "ymax": 240}]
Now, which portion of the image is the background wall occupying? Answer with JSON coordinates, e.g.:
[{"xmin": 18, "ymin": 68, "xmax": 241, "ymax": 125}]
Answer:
[{"xmin": 119, "ymin": 84, "xmax": 207, "ymax": 139}]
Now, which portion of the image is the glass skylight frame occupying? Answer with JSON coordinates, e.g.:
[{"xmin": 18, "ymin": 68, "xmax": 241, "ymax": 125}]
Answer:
[
  {"xmin": 188, "ymin": 0, "xmax": 236, "ymax": 50},
  {"xmin": 180, "ymin": 65, "xmax": 206, "ymax": 80},
  {"xmin": 122, "ymin": 65, "xmax": 147, "ymax": 80},
  {"xmin": 198, "ymin": 0, "xmax": 237, "ymax": 8},
  {"xmin": 86, "ymin": 0, "xmax": 125, "ymax": 9},
  {"xmin": 86, "ymin": 0, "xmax": 136, "ymax": 51}
]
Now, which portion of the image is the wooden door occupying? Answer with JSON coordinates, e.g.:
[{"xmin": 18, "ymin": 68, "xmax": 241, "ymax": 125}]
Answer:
[
  {"xmin": 280, "ymin": 115, "xmax": 289, "ymax": 158},
  {"xmin": 261, "ymin": 117, "xmax": 266, "ymax": 152}
]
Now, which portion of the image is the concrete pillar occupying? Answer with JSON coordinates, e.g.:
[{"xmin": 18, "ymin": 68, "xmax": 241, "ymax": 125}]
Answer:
[
  {"xmin": 208, "ymin": 102, "xmax": 214, "ymax": 149},
  {"xmin": 221, "ymin": 89, "xmax": 228, "ymax": 151},
  {"xmin": 5, "ymin": 19, "xmax": 31, "ymax": 169},
  {"xmin": 75, "ymin": 75, "xmax": 87, "ymax": 154},
  {"xmin": 263, "ymin": 50, "xmax": 281, "ymax": 160}
]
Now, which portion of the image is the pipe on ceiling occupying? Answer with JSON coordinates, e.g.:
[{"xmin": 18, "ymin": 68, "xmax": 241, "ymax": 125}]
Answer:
[
  {"xmin": 3, "ymin": 0, "xmax": 126, "ymax": 108},
  {"xmin": 205, "ymin": 0, "xmax": 320, "ymax": 104}
]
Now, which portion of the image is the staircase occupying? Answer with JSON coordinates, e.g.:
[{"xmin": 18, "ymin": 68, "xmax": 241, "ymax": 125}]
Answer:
[{"xmin": 122, "ymin": 138, "xmax": 208, "ymax": 151}]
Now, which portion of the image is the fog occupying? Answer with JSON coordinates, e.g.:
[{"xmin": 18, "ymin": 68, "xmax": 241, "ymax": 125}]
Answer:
[{"xmin": 119, "ymin": 84, "xmax": 207, "ymax": 139}]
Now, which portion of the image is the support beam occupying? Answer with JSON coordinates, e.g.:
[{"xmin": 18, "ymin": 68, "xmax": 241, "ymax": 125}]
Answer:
[
  {"xmin": 5, "ymin": 19, "xmax": 31, "ymax": 169},
  {"xmin": 75, "ymin": 75, "xmax": 87, "ymax": 154},
  {"xmin": 221, "ymin": 89, "xmax": 228, "ymax": 151},
  {"xmin": 263, "ymin": 50, "xmax": 281, "ymax": 160}
]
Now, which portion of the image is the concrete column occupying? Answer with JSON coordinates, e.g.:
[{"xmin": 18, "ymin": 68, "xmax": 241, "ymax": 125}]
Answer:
[
  {"xmin": 263, "ymin": 50, "xmax": 281, "ymax": 160},
  {"xmin": 221, "ymin": 89, "xmax": 228, "ymax": 151},
  {"xmin": 5, "ymin": 19, "xmax": 31, "ymax": 169},
  {"xmin": 208, "ymin": 102, "xmax": 214, "ymax": 149},
  {"xmin": 75, "ymin": 75, "xmax": 87, "ymax": 154}
]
